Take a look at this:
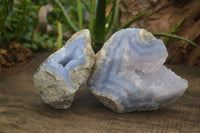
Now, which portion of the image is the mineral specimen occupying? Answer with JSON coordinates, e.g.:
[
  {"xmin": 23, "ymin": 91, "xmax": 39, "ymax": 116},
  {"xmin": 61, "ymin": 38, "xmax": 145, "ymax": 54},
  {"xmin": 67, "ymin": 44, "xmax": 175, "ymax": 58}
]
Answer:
[
  {"xmin": 88, "ymin": 28, "xmax": 188, "ymax": 113},
  {"xmin": 34, "ymin": 29, "xmax": 94, "ymax": 109}
]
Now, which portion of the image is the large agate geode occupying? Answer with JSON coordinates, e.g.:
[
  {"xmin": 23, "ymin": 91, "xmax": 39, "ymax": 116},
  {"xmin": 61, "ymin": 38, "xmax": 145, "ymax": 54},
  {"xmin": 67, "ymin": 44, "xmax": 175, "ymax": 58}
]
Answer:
[
  {"xmin": 34, "ymin": 29, "xmax": 94, "ymax": 109},
  {"xmin": 88, "ymin": 28, "xmax": 188, "ymax": 113}
]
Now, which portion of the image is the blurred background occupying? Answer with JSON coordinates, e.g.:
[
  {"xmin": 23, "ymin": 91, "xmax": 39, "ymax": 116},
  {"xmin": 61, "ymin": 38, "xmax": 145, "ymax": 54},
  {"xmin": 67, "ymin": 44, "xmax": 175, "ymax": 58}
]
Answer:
[{"xmin": 0, "ymin": 0, "xmax": 200, "ymax": 71}]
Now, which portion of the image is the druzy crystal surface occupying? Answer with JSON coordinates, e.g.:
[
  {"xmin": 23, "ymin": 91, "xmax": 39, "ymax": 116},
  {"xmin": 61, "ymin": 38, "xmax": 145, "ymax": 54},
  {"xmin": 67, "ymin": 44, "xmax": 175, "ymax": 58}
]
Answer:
[
  {"xmin": 34, "ymin": 29, "xmax": 94, "ymax": 109},
  {"xmin": 88, "ymin": 28, "xmax": 188, "ymax": 113}
]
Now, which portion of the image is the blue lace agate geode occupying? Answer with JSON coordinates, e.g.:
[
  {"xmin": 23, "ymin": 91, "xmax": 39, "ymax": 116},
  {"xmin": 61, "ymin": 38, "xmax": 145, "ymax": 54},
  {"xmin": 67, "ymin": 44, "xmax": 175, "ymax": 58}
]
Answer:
[
  {"xmin": 88, "ymin": 28, "xmax": 188, "ymax": 113},
  {"xmin": 34, "ymin": 29, "xmax": 94, "ymax": 109}
]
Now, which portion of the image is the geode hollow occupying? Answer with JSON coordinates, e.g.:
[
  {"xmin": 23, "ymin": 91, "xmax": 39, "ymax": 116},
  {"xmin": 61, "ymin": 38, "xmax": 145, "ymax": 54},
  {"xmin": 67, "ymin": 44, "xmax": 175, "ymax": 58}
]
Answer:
[
  {"xmin": 88, "ymin": 28, "xmax": 188, "ymax": 113},
  {"xmin": 34, "ymin": 29, "xmax": 94, "ymax": 109}
]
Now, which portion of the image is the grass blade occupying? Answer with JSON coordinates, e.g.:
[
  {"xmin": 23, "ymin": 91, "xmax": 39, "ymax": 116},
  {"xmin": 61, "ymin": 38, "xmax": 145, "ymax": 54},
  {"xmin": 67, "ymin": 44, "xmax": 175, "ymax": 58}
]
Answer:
[
  {"xmin": 81, "ymin": 0, "xmax": 90, "ymax": 13},
  {"xmin": 169, "ymin": 18, "xmax": 185, "ymax": 33},
  {"xmin": 119, "ymin": 10, "xmax": 152, "ymax": 30},
  {"xmin": 89, "ymin": 0, "xmax": 96, "ymax": 42},
  {"xmin": 105, "ymin": 7, "xmax": 113, "ymax": 29},
  {"xmin": 105, "ymin": 0, "xmax": 120, "ymax": 41},
  {"xmin": 164, "ymin": 18, "xmax": 185, "ymax": 45},
  {"xmin": 153, "ymin": 32, "xmax": 198, "ymax": 47},
  {"xmin": 76, "ymin": 0, "xmax": 83, "ymax": 29},
  {"xmin": 105, "ymin": 1, "xmax": 115, "ymax": 33},
  {"xmin": 54, "ymin": 0, "xmax": 79, "ymax": 32}
]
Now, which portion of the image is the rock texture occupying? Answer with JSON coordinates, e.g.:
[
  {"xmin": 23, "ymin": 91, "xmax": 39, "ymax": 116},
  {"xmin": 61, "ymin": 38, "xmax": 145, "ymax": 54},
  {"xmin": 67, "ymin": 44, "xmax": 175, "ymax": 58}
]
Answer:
[
  {"xmin": 34, "ymin": 29, "xmax": 94, "ymax": 109},
  {"xmin": 88, "ymin": 28, "xmax": 188, "ymax": 113}
]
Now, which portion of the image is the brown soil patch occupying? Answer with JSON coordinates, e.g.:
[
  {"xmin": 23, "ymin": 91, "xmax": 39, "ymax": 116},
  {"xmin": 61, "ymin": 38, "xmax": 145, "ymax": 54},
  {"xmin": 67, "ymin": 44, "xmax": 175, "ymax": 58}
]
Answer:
[{"xmin": 0, "ymin": 41, "xmax": 32, "ymax": 71}]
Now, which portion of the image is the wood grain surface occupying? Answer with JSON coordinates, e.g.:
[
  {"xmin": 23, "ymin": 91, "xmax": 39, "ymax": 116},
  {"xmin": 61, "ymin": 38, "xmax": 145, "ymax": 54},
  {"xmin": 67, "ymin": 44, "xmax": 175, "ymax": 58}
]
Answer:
[{"xmin": 0, "ymin": 51, "xmax": 199, "ymax": 133}]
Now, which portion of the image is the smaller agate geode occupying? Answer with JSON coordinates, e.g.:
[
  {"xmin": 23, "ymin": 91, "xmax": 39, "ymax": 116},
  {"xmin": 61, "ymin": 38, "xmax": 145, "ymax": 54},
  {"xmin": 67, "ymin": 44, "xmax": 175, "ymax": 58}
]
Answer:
[
  {"xmin": 34, "ymin": 29, "xmax": 94, "ymax": 109},
  {"xmin": 88, "ymin": 28, "xmax": 188, "ymax": 113}
]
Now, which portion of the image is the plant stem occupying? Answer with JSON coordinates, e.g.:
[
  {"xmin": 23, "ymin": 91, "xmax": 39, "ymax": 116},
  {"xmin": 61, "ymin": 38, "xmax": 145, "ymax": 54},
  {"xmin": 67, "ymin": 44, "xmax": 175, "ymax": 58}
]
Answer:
[
  {"xmin": 105, "ymin": 1, "xmax": 114, "ymax": 33},
  {"xmin": 55, "ymin": 22, "xmax": 63, "ymax": 49},
  {"xmin": 93, "ymin": 0, "xmax": 106, "ymax": 52},
  {"xmin": 153, "ymin": 32, "xmax": 198, "ymax": 47},
  {"xmin": 81, "ymin": 0, "xmax": 90, "ymax": 13},
  {"xmin": 89, "ymin": 0, "xmax": 96, "ymax": 42},
  {"xmin": 105, "ymin": 0, "xmax": 120, "ymax": 41},
  {"xmin": 119, "ymin": 10, "xmax": 152, "ymax": 30},
  {"xmin": 77, "ymin": 0, "xmax": 83, "ymax": 29},
  {"xmin": 54, "ymin": 0, "xmax": 79, "ymax": 32},
  {"xmin": 105, "ymin": 6, "xmax": 113, "ymax": 30},
  {"xmin": 164, "ymin": 18, "xmax": 185, "ymax": 45}
]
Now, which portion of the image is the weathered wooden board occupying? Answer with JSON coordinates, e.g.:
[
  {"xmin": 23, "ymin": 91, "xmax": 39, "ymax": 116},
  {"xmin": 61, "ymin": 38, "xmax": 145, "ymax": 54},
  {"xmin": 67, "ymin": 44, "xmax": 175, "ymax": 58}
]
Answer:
[{"xmin": 0, "ymin": 51, "xmax": 199, "ymax": 133}]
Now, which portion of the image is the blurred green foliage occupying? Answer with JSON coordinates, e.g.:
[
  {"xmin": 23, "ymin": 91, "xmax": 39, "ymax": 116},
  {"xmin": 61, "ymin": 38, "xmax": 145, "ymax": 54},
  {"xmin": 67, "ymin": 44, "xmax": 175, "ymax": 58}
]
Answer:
[
  {"xmin": 0, "ymin": 0, "xmax": 197, "ymax": 52},
  {"xmin": 0, "ymin": 0, "xmax": 77, "ymax": 50},
  {"xmin": 54, "ymin": 0, "xmax": 152, "ymax": 52},
  {"xmin": 2, "ymin": 0, "xmax": 39, "ymax": 43},
  {"xmin": 0, "ymin": 0, "xmax": 40, "ymax": 49},
  {"xmin": 0, "ymin": 0, "xmax": 13, "ymax": 31},
  {"xmin": 0, "ymin": 0, "xmax": 151, "ymax": 51}
]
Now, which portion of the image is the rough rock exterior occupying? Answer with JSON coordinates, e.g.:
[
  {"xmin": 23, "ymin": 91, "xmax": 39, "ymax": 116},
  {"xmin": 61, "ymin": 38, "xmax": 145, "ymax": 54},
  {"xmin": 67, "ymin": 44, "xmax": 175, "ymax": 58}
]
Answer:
[
  {"xmin": 88, "ymin": 28, "xmax": 188, "ymax": 113},
  {"xmin": 34, "ymin": 29, "xmax": 94, "ymax": 109}
]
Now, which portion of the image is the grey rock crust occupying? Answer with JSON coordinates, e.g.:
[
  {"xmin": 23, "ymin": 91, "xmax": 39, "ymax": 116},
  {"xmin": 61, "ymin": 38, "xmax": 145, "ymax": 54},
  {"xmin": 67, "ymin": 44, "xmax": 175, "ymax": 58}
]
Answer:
[
  {"xmin": 88, "ymin": 28, "xmax": 188, "ymax": 113},
  {"xmin": 34, "ymin": 29, "xmax": 94, "ymax": 109}
]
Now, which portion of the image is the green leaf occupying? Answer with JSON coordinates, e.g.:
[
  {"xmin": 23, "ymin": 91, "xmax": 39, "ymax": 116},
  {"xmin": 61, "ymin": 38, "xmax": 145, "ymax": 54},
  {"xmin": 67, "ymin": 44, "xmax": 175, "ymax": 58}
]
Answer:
[
  {"xmin": 119, "ymin": 10, "xmax": 152, "ymax": 30},
  {"xmin": 153, "ymin": 32, "xmax": 198, "ymax": 47},
  {"xmin": 93, "ymin": 0, "xmax": 106, "ymax": 52},
  {"xmin": 105, "ymin": 0, "xmax": 120, "ymax": 41},
  {"xmin": 54, "ymin": 0, "xmax": 79, "ymax": 32},
  {"xmin": 164, "ymin": 18, "xmax": 185, "ymax": 45},
  {"xmin": 81, "ymin": 0, "xmax": 91, "ymax": 13}
]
